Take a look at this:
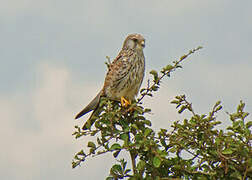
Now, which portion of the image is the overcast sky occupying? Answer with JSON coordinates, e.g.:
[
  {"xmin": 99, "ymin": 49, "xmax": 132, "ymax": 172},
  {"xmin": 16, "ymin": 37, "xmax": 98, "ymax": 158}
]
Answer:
[{"xmin": 1, "ymin": 0, "xmax": 251, "ymax": 179}]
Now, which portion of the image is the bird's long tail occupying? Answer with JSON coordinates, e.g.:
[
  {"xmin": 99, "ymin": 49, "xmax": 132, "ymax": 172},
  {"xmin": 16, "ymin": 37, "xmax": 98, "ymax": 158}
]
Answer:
[
  {"xmin": 81, "ymin": 105, "xmax": 103, "ymax": 130},
  {"xmin": 75, "ymin": 91, "xmax": 102, "ymax": 119}
]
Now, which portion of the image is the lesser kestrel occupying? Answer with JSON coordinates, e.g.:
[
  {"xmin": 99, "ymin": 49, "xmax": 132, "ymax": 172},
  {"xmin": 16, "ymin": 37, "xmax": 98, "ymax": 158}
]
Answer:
[{"xmin": 75, "ymin": 33, "xmax": 145, "ymax": 129}]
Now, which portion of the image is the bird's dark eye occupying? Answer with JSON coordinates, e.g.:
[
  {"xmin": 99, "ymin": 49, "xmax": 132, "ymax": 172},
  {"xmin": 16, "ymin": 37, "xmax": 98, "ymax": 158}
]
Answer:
[{"xmin": 132, "ymin": 38, "xmax": 137, "ymax": 42}]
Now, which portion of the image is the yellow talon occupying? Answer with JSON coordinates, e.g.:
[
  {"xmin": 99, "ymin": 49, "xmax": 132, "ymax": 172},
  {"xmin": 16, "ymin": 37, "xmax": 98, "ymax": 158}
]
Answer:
[{"xmin": 121, "ymin": 96, "xmax": 131, "ymax": 107}]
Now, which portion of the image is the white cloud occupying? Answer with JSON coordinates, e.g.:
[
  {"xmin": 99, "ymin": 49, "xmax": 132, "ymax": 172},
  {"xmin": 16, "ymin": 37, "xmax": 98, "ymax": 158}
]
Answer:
[{"xmin": 0, "ymin": 62, "xmax": 113, "ymax": 180}]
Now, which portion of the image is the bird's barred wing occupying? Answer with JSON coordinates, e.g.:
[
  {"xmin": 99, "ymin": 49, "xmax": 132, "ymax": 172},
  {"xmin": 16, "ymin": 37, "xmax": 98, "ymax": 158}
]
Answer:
[{"xmin": 103, "ymin": 50, "xmax": 134, "ymax": 91}]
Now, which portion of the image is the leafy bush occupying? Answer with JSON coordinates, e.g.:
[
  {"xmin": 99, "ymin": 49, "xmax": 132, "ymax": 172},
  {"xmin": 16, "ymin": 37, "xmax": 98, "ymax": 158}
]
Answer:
[{"xmin": 72, "ymin": 47, "xmax": 251, "ymax": 180}]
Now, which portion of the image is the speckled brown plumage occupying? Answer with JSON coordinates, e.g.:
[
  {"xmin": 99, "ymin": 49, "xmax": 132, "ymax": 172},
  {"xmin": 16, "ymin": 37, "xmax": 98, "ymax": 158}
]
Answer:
[{"xmin": 75, "ymin": 33, "xmax": 145, "ymax": 129}]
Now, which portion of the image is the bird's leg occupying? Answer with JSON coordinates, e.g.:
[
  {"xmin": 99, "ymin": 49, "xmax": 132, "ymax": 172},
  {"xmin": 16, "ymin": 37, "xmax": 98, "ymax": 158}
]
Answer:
[{"xmin": 121, "ymin": 96, "xmax": 131, "ymax": 107}]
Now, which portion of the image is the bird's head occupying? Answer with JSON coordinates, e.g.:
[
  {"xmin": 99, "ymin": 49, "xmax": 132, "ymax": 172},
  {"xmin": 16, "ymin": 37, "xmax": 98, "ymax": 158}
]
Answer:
[{"xmin": 123, "ymin": 33, "xmax": 145, "ymax": 51}]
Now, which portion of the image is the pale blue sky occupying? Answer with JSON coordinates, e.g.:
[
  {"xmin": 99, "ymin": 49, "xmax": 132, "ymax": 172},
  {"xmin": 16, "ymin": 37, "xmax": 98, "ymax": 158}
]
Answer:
[{"xmin": 1, "ymin": 0, "xmax": 251, "ymax": 179}]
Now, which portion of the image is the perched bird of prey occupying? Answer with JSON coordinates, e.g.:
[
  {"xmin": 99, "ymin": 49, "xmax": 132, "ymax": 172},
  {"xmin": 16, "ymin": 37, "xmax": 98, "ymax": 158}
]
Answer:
[{"xmin": 75, "ymin": 33, "xmax": 145, "ymax": 129}]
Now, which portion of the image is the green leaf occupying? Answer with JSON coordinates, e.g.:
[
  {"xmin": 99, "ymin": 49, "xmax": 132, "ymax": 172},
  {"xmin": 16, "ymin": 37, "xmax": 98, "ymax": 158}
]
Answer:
[
  {"xmin": 140, "ymin": 88, "xmax": 146, "ymax": 93},
  {"xmin": 113, "ymin": 150, "xmax": 121, "ymax": 158},
  {"xmin": 215, "ymin": 100, "xmax": 221, "ymax": 106},
  {"xmin": 153, "ymin": 156, "xmax": 161, "ymax": 168},
  {"xmin": 137, "ymin": 160, "xmax": 146, "ymax": 171},
  {"xmin": 90, "ymin": 130, "xmax": 99, "ymax": 136},
  {"xmin": 143, "ymin": 120, "xmax": 152, "ymax": 126},
  {"xmin": 178, "ymin": 105, "xmax": 187, "ymax": 113},
  {"xmin": 111, "ymin": 164, "xmax": 122, "ymax": 174},
  {"xmin": 89, "ymin": 148, "xmax": 95, "ymax": 154},
  {"xmin": 230, "ymin": 171, "xmax": 242, "ymax": 179},
  {"xmin": 135, "ymin": 134, "xmax": 142, "ymax": 141},
  {"xmin": 163, "ymin": 64, "xmax": 173, "ymax": 72},
  {"xmin": 143, "ymin": 145, "xmax": 149, "ymax": 151},
  {"xmin": 246, "ymin": 121, "xmax": 252, "ymax": 128},
  {"xmin": 120, "ymin": 159, "xmax": 127, "ymax": 170},
  {"xmin": 120, "ymin": 133, "xmax": 129, "ymax": 142},
  {"xmin": 110, "ymin": 143, "xmax": 121, "ymax": 150},
  {"xmin": 144, "ymin": 108, "xmax": 151, "ymax": 113},
  {"xmin": 150, "ymin": 70, "xmax": 158, "ymax": 79},
  {"xmin": 169, "ymin": 147, "xmax": 176, "ymax": 153},
  {"xmin": 151, "ymin": 85, "xmax": 159, "ymax": 91},
  {"xmin": 216, "ymin": 105, "xmax": 222, "ymax": 111},
  {"xmin": 222, "ymin": 148, "xmax": 233, "ymax": 155},
  {"xmin": 132, "ymin": 124, "xmax": 139, "ymax": 130},
  {"xmin": 147, "ymin": 93, "xmax": 153, "ymax": 97},
  {"xmin": 87, "ymin": 141, "xmax": 96, "ymax": 148},
  {"xmin": 72, "ymin": 161, "xmax": 81, "ymax": 168},
  {"xmin": 124, "ymin": 169, "xmax": 131, "ymax": 174},
  {"xmin": 76, "ymin": 150, "xmax": 85, "ymax": 156},
  {"xmin": 144, "ymin": 128, "xmax": 153, "ymax": 137},
  {"xmin": 170, "ymin": 100, "xmax": 179, "ymax": 104}
]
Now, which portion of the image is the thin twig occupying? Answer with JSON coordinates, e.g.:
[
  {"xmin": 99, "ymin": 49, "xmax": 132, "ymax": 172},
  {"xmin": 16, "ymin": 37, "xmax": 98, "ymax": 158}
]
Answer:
[{"xmin": 138, "ymin": 46, "xmax": 202, "ymax": 103}]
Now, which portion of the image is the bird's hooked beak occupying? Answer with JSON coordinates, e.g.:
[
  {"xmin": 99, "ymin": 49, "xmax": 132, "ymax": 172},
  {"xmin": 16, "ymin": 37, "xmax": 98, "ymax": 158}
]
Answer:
[{"xmin": 140, "ymin": 40, "xmax": 145, "ymax": 48}]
